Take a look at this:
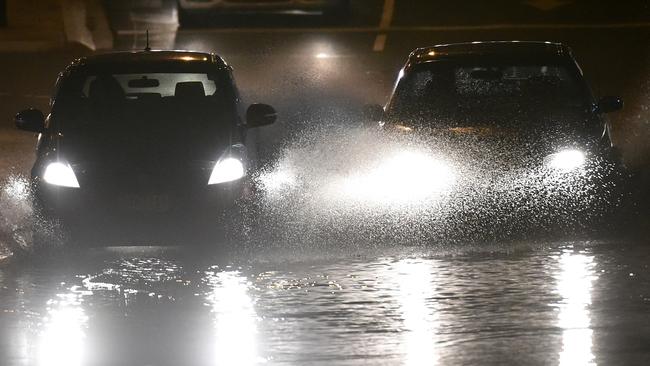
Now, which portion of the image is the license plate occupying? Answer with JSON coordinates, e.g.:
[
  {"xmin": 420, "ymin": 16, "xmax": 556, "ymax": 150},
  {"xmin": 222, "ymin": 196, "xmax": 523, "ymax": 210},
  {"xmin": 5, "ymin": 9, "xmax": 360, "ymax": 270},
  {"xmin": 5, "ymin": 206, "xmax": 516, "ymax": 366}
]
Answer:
[{"xmin": 119, "ymin": 194, "xmax": 171, "ymax": 212}]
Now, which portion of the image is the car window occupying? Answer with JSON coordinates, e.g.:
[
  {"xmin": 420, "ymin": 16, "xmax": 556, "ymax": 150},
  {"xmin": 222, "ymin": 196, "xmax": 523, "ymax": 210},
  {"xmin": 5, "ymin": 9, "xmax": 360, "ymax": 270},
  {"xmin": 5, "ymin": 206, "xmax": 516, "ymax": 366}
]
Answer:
[
  {"xmin": 80, "ymin": 73, "xmax": 218, "ymax": 98},
  {"xmin": 52, "ymin": 70, "xmax": 237, "ymax": 134},
  {"xmin": 455, "ymin": 66, "xmax": 576, "ymax": 98},
  {"xmin": 390, "ymin": 62, "xmax": 591, "ymax": 127}
]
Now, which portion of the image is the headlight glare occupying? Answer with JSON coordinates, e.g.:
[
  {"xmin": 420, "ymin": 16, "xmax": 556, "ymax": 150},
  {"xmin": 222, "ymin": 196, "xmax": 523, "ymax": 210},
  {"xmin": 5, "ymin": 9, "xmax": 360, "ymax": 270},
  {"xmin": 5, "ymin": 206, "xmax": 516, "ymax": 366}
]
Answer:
[
  {"xmin": 546, "ymin": 149, "xmax": 586, "ymax": 171},
  {"xmin": 43, "ymin": 162, "xmax": 80, "ymax": 188},
  {"xmin": 208, "ymin": 157, "xmax": 245, "ymax": 185},
  {"xmin": 337, "ymin": 151, "xmax": 455, "ymax": 204}
]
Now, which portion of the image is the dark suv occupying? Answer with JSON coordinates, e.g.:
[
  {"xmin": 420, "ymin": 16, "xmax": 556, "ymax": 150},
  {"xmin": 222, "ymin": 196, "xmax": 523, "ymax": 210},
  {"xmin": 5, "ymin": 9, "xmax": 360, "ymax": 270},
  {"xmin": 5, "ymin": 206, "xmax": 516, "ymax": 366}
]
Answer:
[{"xmin": 15, "ymin": 50, "xmax": 276, "ymax": 245}]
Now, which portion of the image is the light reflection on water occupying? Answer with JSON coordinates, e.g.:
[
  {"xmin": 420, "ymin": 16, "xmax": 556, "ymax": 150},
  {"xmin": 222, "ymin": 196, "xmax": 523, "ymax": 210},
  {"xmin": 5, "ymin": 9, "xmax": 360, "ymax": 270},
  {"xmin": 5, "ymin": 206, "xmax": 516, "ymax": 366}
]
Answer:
[
  {"xmin": 38, "ymin": 292, "xmax": 87, "ymax": 366},
  {"xmin": 556, "ymin": 251, "xmax": 597, "ymax": 366},
  {"xmin": 389, "ymin": 259, "xmax": 439, "ymax": 365},
  {"xmin": 2, "ymin": 242, "xmax": 648, "ymax": 365},
  {"xmin": 205, "ymin": 269, "xmax": 262, "ymax": 366}
]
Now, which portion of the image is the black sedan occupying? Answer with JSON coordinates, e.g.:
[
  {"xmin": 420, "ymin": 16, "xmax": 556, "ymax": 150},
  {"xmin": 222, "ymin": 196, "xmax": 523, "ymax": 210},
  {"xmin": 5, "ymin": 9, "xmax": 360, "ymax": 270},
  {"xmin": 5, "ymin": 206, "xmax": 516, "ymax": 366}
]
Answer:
[
  {"xmin": 15, "ymin": 50, "xmax": 276, "ymax": 245},
  {"xmin": 362, "ymin": 41, "xmax": 627, "ymax": 235}
]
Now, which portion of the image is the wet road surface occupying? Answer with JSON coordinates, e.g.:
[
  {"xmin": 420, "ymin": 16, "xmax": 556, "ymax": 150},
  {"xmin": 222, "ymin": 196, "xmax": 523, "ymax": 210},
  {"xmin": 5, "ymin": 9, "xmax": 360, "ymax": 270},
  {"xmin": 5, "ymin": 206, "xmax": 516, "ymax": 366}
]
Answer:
[
  {"xmin": 1, "ymin": 1, "xmax": 650, "ymax": 365},
  {"xmin": 1, "ymin": 240, "xmax": 650, "ymax": 365}
]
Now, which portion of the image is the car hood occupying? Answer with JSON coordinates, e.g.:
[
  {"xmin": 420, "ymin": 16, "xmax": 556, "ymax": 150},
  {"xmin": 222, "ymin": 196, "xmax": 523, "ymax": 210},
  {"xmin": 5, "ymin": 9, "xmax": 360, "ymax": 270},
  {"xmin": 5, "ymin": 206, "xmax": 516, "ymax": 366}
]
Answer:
[
  {"xmin": 387, "ymin": 109, "xmax": 602, "ymax": 158},
  {"xmin": 46, "ymin": 105, "xmax": 243, "ymax": 191},
  {"xmin": 387, "ymin": 106, "xmax": 601, "ymax": 138},
  {"xmin": 58, "ymin": 126, "xmax": 232, "ymax": 167},
  {"xmin": 53, "ymin": 103, "xmax": 240, "ymax": 166},
  {"xmin": 384, "ymin": 125, "xmax": 603, "ymax": 173}
]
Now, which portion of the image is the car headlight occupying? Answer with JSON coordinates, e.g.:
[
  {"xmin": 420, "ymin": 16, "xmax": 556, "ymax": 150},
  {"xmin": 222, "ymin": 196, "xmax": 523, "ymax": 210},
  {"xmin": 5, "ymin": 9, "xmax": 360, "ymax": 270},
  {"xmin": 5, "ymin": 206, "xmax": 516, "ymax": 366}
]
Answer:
[
  {"xmin": 336, "ymin": 151, "xmax": 455, "ymax": 204},
  {"xmin": 545, "ymin": 149, "xmax": 586, "ymax": 171},
  {"xmin": 43, "ymin": 162, "xmax": 80, "ymax": 188},
  {"xmin": 208, "ymin": 157, "xmax": 246, "ymax": 185}
]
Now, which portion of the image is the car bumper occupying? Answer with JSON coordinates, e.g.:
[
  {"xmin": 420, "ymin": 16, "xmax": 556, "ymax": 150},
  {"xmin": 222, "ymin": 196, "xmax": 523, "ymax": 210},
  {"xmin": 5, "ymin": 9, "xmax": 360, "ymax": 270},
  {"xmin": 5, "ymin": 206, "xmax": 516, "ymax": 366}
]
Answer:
[
  {"xmin": 33, "ymin": 180, "xmax": 248, "ymax": 245},
  {"xmin": 259, "ymin": 161, "xmax": 628, "ymax": 241}
]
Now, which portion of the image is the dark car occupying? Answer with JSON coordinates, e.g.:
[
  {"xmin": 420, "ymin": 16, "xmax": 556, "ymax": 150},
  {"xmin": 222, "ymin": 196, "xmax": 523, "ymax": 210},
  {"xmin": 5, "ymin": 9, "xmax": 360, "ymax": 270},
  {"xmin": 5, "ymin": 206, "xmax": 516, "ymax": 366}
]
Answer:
[
  {"xmin": 363, "ymin": 41, "xmax": 627, "ymax": 235},
  {"xmin": 15, "ymin": 50, "xmax": 276, "ymax": 245}
]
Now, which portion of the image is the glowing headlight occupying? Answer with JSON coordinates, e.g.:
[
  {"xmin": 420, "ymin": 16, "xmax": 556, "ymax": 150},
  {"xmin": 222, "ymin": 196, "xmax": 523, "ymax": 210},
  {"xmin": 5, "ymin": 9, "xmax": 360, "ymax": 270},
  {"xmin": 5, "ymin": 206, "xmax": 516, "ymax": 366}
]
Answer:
[
  {"xmin": 208, "ymin": 157, "xmax": 245, "ymax": 185},
  {"xmin": 43, "ymin": 162, "xmax": 80, "ymax": 188},
  {"xmin": 546, "ymin": 149, "xmax": 586, "ymax": 171},
  {"xmin": 337, "ymin": 151, "xmax": 455, "ymax": 204}
]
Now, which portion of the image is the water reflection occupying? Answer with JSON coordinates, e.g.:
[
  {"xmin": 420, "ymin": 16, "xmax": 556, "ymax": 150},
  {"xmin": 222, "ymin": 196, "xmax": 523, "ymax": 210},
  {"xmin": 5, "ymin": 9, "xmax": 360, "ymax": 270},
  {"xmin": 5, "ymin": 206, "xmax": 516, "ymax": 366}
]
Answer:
[
  {"xmin": 390, "ymin": 259, "xmax": 439, "ymax": 365},
  {"xmin": 556, "ymin": 251, "xmax": 597, "ymax": 366},
  {"xmin": 205, "ymin": 269, "xmax": 261, "ymax": 366},
  {"xmin": 38, "ymin": 292, "xmax": 87, "ymax": 366}
]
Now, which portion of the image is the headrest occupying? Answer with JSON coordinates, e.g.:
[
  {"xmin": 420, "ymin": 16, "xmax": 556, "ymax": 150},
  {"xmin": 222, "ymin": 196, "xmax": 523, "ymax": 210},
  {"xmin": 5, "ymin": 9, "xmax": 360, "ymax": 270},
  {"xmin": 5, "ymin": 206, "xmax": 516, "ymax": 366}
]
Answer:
[
  {"xmin": 89, "ymin": 75, "xmax": 125, "ymax": 101},
  {"xmin": 174, "ymin": 81, "xmax": 205, "ymax": 98}
]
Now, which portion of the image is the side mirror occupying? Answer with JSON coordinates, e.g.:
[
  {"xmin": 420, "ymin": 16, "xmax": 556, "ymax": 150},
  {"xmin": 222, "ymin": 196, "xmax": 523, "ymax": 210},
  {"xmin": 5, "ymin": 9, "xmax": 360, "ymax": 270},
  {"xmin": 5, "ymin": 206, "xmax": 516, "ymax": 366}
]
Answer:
[
  {"xmin": 15, "ymin": 108, "xmax": 45, "ymax": 132},
  {"xmin": 596, "ymin": 96, "xmax": 623, "ymax": 114},
  {"xmin": 362, "ymin": 104, "xmax": 384, "ymax": 126},
  {"xmin": 246, "ymin": 103, "xmax": 276, "ymax": 128}
]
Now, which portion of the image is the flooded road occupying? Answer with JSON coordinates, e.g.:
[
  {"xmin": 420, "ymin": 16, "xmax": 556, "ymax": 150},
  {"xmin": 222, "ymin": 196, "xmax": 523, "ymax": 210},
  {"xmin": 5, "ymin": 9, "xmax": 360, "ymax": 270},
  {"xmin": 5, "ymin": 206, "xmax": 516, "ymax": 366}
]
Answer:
[
  {"xmin": 0, "ymin": 2, "xmax": 648, "ymax": 365},
  {"xmin": 1, "ymin": 240, "xmax": 649, "ymax": 365}
]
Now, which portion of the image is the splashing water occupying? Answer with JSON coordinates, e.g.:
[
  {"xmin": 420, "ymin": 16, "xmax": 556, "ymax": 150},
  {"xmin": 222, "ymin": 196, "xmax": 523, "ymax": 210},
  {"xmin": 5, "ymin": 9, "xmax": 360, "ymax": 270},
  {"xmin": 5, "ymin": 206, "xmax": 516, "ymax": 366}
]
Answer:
[
  {"xmin": 0, "ymin": 173, "xmax": 63, "ymax": 259},
  {"xmin": 247, "ymin": 124, "xmax": 622, "ymax": 248}
]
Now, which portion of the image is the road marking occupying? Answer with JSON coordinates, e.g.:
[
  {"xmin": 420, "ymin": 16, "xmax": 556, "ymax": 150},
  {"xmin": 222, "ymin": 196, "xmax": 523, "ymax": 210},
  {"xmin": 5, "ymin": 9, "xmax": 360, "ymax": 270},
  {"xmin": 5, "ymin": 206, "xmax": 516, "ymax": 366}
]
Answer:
[
  {"xmin": 373, "ymin": 0, "xmax": 395, "ymax": 52},
  {"xmin": 176, "ymin": 22, "xmax": 650, "ymax": 35},
  {"xmin": 379, "ymin": 0, "xmax": 396, "ymax": 29},
  {"xmin": 373, "ymin": 34, "xmax": 387, "ymax": 51}
]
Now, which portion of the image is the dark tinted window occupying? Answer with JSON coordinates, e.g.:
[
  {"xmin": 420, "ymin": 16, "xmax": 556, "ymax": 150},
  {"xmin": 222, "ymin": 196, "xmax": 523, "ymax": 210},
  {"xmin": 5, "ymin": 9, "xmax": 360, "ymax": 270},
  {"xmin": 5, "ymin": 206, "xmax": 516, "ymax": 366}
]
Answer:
[
  {"xmin": 53, "ymin": 69, "xmax": 237, "ymax": 132},
  {"xmin": 389, "ymin": 61, "xmax": 591, "ymax": 127}
]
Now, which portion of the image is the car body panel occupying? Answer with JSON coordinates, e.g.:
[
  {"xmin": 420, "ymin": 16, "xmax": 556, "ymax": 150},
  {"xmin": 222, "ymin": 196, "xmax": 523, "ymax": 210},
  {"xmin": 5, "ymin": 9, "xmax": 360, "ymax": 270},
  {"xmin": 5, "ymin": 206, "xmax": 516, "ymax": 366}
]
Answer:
[
  {"xmin": 373, "ymin": 41, "xmax": 627, "ymax": 227},
  {"xmin": 385, "ymin": 41, "xmax": 613, "ymax": 150},
  {"xmin": 24, "ymin": 50, "xmax": 261, "ymax": 244}
]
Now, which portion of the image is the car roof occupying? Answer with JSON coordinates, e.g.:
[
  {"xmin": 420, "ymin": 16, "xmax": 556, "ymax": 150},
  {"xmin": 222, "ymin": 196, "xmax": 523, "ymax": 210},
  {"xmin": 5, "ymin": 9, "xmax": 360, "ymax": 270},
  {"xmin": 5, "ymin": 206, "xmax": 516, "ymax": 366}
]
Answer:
[
  {"xmin": 67, "ymin": 50, "xmax": 230, "ymax": 72},
  {"xmin": 407, "ymin": 41, "xmax": 574, "ymax": 67}
]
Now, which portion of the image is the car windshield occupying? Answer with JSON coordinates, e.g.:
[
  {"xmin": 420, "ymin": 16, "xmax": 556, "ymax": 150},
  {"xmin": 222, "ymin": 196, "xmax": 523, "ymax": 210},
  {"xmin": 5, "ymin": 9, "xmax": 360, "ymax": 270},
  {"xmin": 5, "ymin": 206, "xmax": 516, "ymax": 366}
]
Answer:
[
  {"xmin": 389, "ymin": 61, "xmax": 591, "ymax": 128},
  {"xmin": 54, "ymin": 70, "xmax": 236, "ymax": 132},
  {"xmin": 82, "ymin": 72, "xmax": 218, "ymax": 98},
  {"xmin": 49, "ymin": 69, "xmax": 238, "ymax": 161}
]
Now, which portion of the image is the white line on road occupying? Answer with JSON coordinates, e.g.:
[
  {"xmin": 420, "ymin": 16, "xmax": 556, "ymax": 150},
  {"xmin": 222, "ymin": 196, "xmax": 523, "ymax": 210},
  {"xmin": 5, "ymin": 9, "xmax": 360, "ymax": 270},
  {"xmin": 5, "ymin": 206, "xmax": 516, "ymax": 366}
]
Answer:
[
  {"xmin": 379, "ymin": 0, "xmax": 396, "ymax": 29},
  {"xmin": 373, "ymin": 0, "xmax": 396, "ymax": 52},
  {"xmin": 373, "ymin": 34, "xmax": 388, "ymax": 51},
  {"xmin": 177, "ymin": 22, "xmax": 650, "ymax": 35}
]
